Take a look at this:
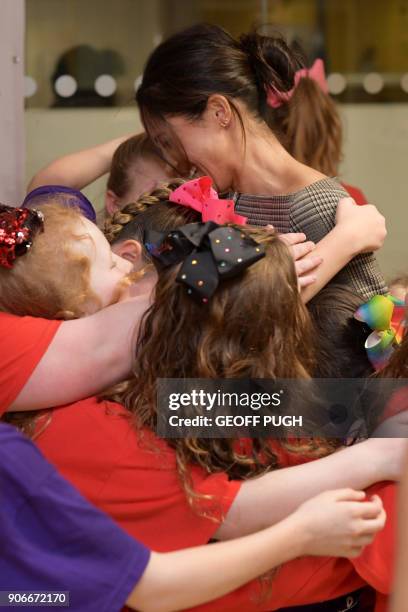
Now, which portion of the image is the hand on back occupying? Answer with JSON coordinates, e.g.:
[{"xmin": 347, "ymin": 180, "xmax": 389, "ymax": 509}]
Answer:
[
  {"xmin": 293, "ymin": 488, "xmax": 386, "ymax": 558},
  {"xmin": 335, "ymin": 197, "xmax": 386, "ymax": 254}
]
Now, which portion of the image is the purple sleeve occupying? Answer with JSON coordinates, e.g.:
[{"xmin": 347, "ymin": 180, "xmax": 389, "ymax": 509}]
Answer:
[{"xmin": 0, "ymin": 424, "xmax": 150, "ymax": 612}]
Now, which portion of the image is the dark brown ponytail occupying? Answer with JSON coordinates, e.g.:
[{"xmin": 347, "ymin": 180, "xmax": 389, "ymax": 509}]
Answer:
[
  {"xmin": 282, "ymin": 77, "xmax": 343, "ymax": 175},
  {"xmin": 239, "ymin": 31, "xmax": 302, "ymax": 111}
]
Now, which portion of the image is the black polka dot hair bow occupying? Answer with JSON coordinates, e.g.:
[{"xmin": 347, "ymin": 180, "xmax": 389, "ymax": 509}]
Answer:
[{"xmin": 144, "ymin": 222, "xmax": 265, "ymax": 302}]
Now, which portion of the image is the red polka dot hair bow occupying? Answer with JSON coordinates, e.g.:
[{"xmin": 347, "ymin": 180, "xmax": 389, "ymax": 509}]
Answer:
[
  {"xmin": 0, "ymin": 204, "xmax": 44, "ymax": 269},
  {"xmin": 144, "ymin": 221, "xmax": 264, "ymax": 303},
  {"xmin": 169, "ymin": 176, "xmax": 247, "ymax": 225}
]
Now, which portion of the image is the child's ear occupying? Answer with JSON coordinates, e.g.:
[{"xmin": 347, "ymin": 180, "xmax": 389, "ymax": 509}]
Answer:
[
  {"xmin": 105, "ymin": 190, "xmax": 120, "ymax": 216},
  {"xmin": 112, "ymin": 239, "xmax": 142, "ymax": 265}
]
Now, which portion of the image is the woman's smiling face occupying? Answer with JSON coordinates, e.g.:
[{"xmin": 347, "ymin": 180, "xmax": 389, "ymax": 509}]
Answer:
[{"xmin": 149, "ymin": 97, "xmax": 241, "ymax": 192}]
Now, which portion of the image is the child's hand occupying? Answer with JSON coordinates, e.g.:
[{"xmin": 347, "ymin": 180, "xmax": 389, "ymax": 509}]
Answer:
[
  {"xmin": 292, "ymin": 489, "xmax": 386, "ymax": 558},
  {"xmin": 272, "ymin": 228, "xmax": 323, "ymax": 290},
  {"xmin": 335, "ymin": 197, "xmax": 387, "ymax": 254}
]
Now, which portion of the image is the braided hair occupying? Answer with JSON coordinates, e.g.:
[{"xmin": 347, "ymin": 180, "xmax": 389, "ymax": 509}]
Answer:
[{"xmin": 104, "ymin": 179, "xmax": 199, "ymax": 249}]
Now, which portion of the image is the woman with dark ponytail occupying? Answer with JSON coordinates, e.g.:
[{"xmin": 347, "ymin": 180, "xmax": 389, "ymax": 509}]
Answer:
[{"xmin": 136, "ymin": 23, "xmax": 386, "ymax": 302}]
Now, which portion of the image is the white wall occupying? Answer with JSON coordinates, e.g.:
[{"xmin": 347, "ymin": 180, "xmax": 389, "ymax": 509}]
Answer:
[
  {"xmin": 25, "ymin": 104, "xmax": 408, "ymax": 278},
  {"xmin": 339, "ymin": 104, "xmax": 408, "ymax": 280},
  {"xmin": 0, "ymin": 0, "xmax": 25, "ymax": 203}
]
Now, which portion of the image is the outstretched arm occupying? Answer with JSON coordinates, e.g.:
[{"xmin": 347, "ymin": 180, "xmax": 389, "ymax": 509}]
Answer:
[
  {"xmin": 27, "ymin": 135, "xmax": 133, "ymax": 192},
  {"xmin": 10, "ymin": 295, "xmax": 150, "ymax": 411},
  {"xmin": 215, "ymin": 436, "xmax": 404, "ymax": 540}
]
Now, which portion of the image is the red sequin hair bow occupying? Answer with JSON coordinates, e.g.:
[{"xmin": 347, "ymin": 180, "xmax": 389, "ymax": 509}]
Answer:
[
  {"xmin": 0, "ymin": 204, "xmax": 44, "ymax": 269},
  {"xmin": 169, "ymin": 176, "xmax": 247, "ymax": 225}
]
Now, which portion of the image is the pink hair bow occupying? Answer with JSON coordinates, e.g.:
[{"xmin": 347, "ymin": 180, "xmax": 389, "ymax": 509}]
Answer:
[
  {"xmin": 169, "ymin": 176, "xmax": 247, "ymax": 225},
  {"xmin": 266, "ymin": 58, "xmax": 329, "ymax": 109}
]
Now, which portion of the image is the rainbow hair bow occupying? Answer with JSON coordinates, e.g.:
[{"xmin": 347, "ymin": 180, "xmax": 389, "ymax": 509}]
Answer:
[
  {"xmin": 354, "ymin": 294, "xmax": 406, "ymax": 370},
  {"xmin": 169, "ymin": 176, "xmax": 247, "ymax": 225}
]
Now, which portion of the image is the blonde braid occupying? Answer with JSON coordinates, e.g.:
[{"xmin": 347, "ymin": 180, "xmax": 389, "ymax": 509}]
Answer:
[{"xmin": 104, "ymin": 179, "xmax": 185, "ymax": 243}]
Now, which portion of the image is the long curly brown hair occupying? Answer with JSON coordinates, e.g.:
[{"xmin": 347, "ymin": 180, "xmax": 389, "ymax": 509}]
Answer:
[{"xmin": 105, "ymin": 202, "xmax": 318, "ymax": 504}]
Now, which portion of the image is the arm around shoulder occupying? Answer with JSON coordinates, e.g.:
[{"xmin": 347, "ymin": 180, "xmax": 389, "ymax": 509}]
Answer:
[{"xmin": 10, "ymin": 296, "xmax": 149, "ymax": 410}]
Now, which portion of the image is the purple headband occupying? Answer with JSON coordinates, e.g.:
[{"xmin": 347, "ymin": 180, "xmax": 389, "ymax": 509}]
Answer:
[{"xmin": 22, "ymin": 185, "xmax": 97, "ymax": 223}]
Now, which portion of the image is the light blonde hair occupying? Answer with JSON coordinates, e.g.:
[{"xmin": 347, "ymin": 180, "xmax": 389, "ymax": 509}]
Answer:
[{"xmin": 107, "ymin": 134, "xmax": 173, "ymax": 200}]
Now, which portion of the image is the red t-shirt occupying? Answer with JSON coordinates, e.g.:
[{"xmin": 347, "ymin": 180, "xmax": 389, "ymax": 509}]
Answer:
[
  {"xmin": 273, "ymin": 443, "xmax": 397, "ymax": 608},
  {"xmin": 269, "ymin": 445, "xmax": 396, "ymax": 611},
  {"xmin": 35, "ymin": 397, "xmax": 241, "ymax": 551},
  {"xmin": 35, "ymin": 397, "xmax": 375, "ymax": 611},
  {"xmin": 0, "ymin": 312, "xmax": 61, "ymax": 416}
]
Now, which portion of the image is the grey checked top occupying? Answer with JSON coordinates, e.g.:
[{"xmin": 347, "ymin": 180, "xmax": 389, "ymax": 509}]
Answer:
[{"xmin": 233, "ymin": 177, "xmax": 387, "ymax": 300}]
